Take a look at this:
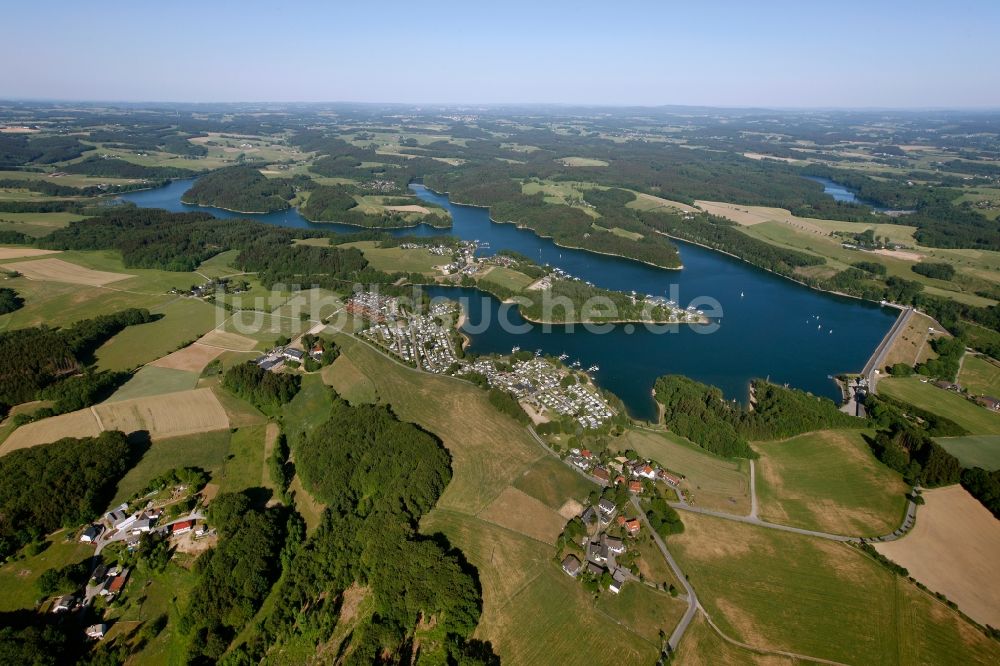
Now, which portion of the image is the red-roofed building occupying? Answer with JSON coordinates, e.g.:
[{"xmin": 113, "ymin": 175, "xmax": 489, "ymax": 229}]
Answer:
[
  {"xmin": 615, "ymin": 515, "xmax": 626, "ymax": 526},
  {"xmin": 628, "ymin": 480, "xmax": 643, "ymax": 494},
  {"xmin": 171, "ymin": 520, "xmax": 194, "ymax": 535},
  {"xmin": 658, "ymin": 470, "xmax": 682, "ymax": 487},
  {"xmin": 581, "ymin": 449, "xmax": 593, "ymax": 459},
  {"xmin": 625, "ymin": 519, "xmax": 641, "ymax": 535},
  {"xmin": 592, "ymin": 467, "xmax": 610, "ymax": 482},
  {"xmin": 614, "ymin": 475, "xmax": 626, "ymax": 486}
]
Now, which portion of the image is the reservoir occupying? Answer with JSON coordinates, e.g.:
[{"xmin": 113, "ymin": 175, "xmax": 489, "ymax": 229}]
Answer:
[
  {"xmin": 122, "ymin": 179, "xmax": 897, "ymax": 420},
  {"xmin": 805, "ymin": 176, "xmax": 890, "ymax": 212}
]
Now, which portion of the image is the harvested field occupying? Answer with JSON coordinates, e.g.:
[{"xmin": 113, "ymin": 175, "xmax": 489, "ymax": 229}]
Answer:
[
  {"xmin": 1, "ymin": 388, "xmax": 229, "ymax": 451},
  {"xmin": 108, "ymin": 366, "xmax": 198, "ymax": 402},
  {"xmin": 875, "ymin": 485, "xmax": 1000, "ymax": 628},
  {"xmin": 1, "ymin": 257, "xmax": 133, "ymax": 286},
  {"xmin": 883, "ymin": 311, "xmax": 943, "ymax": 368},
  {"xmin": 476, "ymin": 487, "xmax": 567, "ymax": 545},
  {"xmin": 628, "ymin": 191, "xmax": 699, "ymax": 214},
  {"xmin": 0, "ymin": 410, "xmax": 101, "ymax": 455},
  {"xmin": 384, "ymin": 204, "xmax": 431, "ymax": 214},
  {"xmin": 197, "ymin": 328, "xmax": 258, "ymax": 351},
  {"xmin": 151, "ymin": 342, "xmax": 224, "ymax": 372},
  {"xmin": 94, "ymin": 388, "xmax": 229, "ymax": 439},
  {"xmin": 874, "ymin": 248, "xmax": 924, "ymax": 262},
  {"xmin": 0, "ymin": 247, "xmax": 60, "ymax": 260}
]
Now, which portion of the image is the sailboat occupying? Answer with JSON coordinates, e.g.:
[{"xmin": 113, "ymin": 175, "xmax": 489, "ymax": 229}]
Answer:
[{"xmin": 740, "ymin": 291, "xmax": 744, "ymax": 298}]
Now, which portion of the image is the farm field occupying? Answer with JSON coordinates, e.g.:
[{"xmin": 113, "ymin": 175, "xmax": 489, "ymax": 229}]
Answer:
[
  {"xmin": 217, "ymin": 424, "xmax": 268, "ymax": 494},
  {"xmin": 0, "ymin": 211, "xmax": 83, "ymax": 237},
  {"xmin": 150, "ymin": 341, "xmax": 225, "ymax": 373},
  {"xmin": 0, "ymin": 388, "xmax": 230, "ymax": 453},
  {"xmin": 476, "ymin": 486, "xmax": 567, "ymax": 545},
  {"xmin": 935, "ymin": 435, "xmax": 1000, "ymax": 470},
  {"xmin": 95, "ymin": 298, "xmax": 220, "ymax": 371},
  {"xmin": 511, "ymin": 453, "xmax": 596, "ymax": 512},
  {"xmin": 353, "ymin": 241, "xmax": 445, "ymax": 274},
  {"xmin": 421, "ymin": 509, "xmax": 668, "ymax": 665},
  {"xmin": 333, "ymin": 334, "xmax": 688, "ymax": 662},
  {"xmin": 480, "ymin": 265, "xmax": 536, "ymax": 292},
  {"xmin": 673, "ymin": 613, "xmax": 793, "ymax": 665},
  {"xmin": 559, "ymin": 156, "xmax": 609, "ymax": 167},
  {"xmin": 883, "ymin": 311, "xmax": 942, "ymax": 368},
  {"xmin": 0, "ymin": 531, "xmax": 94, "ymax": 612},
  {"xmin": 280, "ymin": 373, "xmax": 334, "ymax": 443},
  {"xmin": 321, "ymin": 354, "xmax": 378, "ymax": 404},
  {"xmin": 613, "ymin": 428, "xmax": 751, "ymax": 514},
  {"xmin": 0, "ymin": 246, "xmax": 60, "ymax": 260},
  {"xmin": 959, "ymin": 353, "xmax": 1000, "ymax": 397},
  {"xmin": 670, "ymin": 512, "xmax": 999, "ymax": 664},
  {"xmin": 1, "ymin": 256, "xmax": 132, "ymax": 286},
  {"xmin": 754, "ymin": 429, "xmax": 908, "ymax": 536},
  {"xmin": 879, "ymin": 377, "xmax": 1000, "ymax": 434},
  {"xmin": 107, "ymin": 366, "xmax": 198, "ymax": 402},
  {"xmin": 110, "ymin": 429, "xmax": 232, "ymax": 506},
  {"xmin": 875, "ymin": 485, "xmax": 1000, "ymax": 628}
]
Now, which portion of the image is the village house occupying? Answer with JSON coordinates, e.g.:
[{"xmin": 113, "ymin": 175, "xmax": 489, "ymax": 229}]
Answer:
[
  {"xmin": 282, "ymin": 347, "xmax": 305, "ymax": 362},
  {"xmin": 628, "ymin": 480, "xmax": 643, "ymax": 494},
  {"xmin": 79, "ymin": 524, "xmax": 103, "ymax": 543},
  {"xmin": 609, "ymin": 568, "xmax": 628, "ymax": 594},
  {"xmin": 976, "ymin": 396, "xmax": 1000, "ymax": 411},
  {"xmin": 580, "ymin": 506, "xmax": 597, "ymax": 525},
  {"xmin": 625, "ymin": 519, "xmax": 641, "ymax": 535},
  {"xmin": 616, "ymin": 515, "xmax": 627, "ymax": 527},
  {"xmin": 614, "ymin": 474, "xmax": 626, "ymax": 486},
  {"xmin": 598, "ymin": 499, "xmax": 616, "ymax": 517},
  {"xmin": 658, "ymin": 470, "xmax": 682, "ymax": 486},
  {"xmin": 633, "ymin": 463, "xmax": 656, "ymax": 479},
  {"xmin": 561, "ymin": 554, "xmax": 581, "ymax": 577},
  {"xmin": 588, "ymin": 541, "xmax": 607, "ymax": 564},
  {"xmin": 172, "ymin": 520, "xmax": 194, "ymax": 535},
  {"xmin": 592, "ymin": 467, "xmax": 611, "ymax": 483},
  {"xmin": 85, "ymin": 624, "xmax": 107, "ymax": 640},
  {"xmin": 105, "ymin": 508, "xmax": 135, "ymax": 531},
  {"xmin": 602, "ymin": 534, "xmax": 625, "ymax": 555},
  {"xmin": 587, "ymin": 562, "xmax": 605, "ymax": 577},
  {"xmin": 52, "ymin": 594, "xmax": 75, "ymax": 613}
]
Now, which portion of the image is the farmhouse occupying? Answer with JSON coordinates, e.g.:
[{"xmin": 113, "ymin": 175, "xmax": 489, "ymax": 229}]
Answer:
[
  {"xmin": 85, "ymin": 624, "xmax": 107, "ymax": 640},
  {"xmin": 562, "ymin": 554, "xmax": 582, "ymax": 577},
  {"xmin": 976, "ymin": 396, "xmax": 1000, "ymax": 411},
  {"xmin": 658, "ymin": 470, "xmax": 682, "ymax": 486},
  {"xmin": 172, "ymin": 520, "xmax": 194, "ymax": 535},
  {"xmin": 592, "ymin": 467, "xmax": 611, "ymax": 482},
  {"xmin": 105, "ymin": 509, "xmax": 134, "ymax": 531},
  {"xmin": 609, "ymin": 568, "xmax": 628, "ymax": 594},
  {"xmin": 79, "ymin": 524, "xmax": 102, "ymax": 543},
  {"xmin": 282, "ymin": 348, "xmax": 305, "ymax": 362},
  {"xmin": 52, "ymin": 594, "xmax": 75, "ymax": 613}
]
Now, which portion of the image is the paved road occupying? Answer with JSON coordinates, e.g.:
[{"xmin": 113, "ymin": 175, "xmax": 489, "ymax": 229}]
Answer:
[
  {"xmin": 629, "ymin": 495, "xmax": 699, "ymax": 653},
  {"xmin": 862, "ymin": 306, "xmax": 913, "ymax": 392}
]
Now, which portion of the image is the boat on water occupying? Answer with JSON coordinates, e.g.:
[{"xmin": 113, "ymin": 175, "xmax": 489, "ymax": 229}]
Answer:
[{"xmin": 588, "ymin": 365, "xmax": 600, "ymax": 372}]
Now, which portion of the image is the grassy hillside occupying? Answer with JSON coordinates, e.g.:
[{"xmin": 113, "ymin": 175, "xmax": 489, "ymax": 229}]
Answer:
[
  {"xmin": 880, "ymin": 377, "xmax": 1000, "ymax": 435},
  {"xmin": 754, "ymin": 429, "xmax": 909, "ymax": 536}
]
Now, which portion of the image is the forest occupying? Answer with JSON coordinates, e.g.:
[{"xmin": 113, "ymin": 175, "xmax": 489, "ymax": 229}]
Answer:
[
  {"xmin": 652, "ymin": 375, "xmax": 863, "ymax": 458},
  {"xmin": 226, "ymin": 394, "xmax": 495, "ymax": 664},
  {"xmin": 62, "ymin": 156, "xmax": 197, "ymax": 180},
  {"xmin": 0, "ymin": 308, "xmax": 153, "ymax": 409},
  {"xmin": 222, "ymin": 361, "xmax": 301, "ymax": 411},
  {"xmin": 181, "ymin": 165, "xmax": 295, "ymax": 213},
  {"xmin": 0, "ymin": 431, "xmax": 135, "ymax": 559},
  {"xmin": 0, "ymin": 287, "xmax": 23, "ymax": 315},
  {"xmin": 301, "ymin": 183, "xmax": 450, "ymax": 228}
]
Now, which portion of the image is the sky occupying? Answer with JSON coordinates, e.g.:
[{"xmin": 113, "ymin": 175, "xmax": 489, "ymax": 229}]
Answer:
[{"xmin": 3, "ymin": 0, "xmax": 998, "ymax": 108}]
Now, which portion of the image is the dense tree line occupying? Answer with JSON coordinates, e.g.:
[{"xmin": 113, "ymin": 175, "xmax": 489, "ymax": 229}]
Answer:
[
  {"xmin": 653, "ymin": 375, "xmax": 864, "ymax": 458},
  {"xmin": 0, "ymin": 177, "xmax": 158, "ymax": 198},
  {"xmin": 865, "ymin": 393, "xmax": 969, "ymax": 438},
  {"xmin": 867, "ymin": 424, "xmax": 961, "ymax": 487},
  {"xmin": 0, "ymin": 431, "xmax": 134, "ymax": 559},
  {"xmin": 0, "ymin": 134, "xmax": 93, "ymax": 167},
  {"xmin": 62, "ymin": 156, "xmax": 197, "ymax": 179},
  {"xmin": 0, "ymin": 308, "xmax": 153, "ymax": 408},
  {"xmin": 960, "ymin": 467, "xmax": 1000, "ymax": 518},
  {"xmin": 487, "ymin": 387, "xmax": 530, "ymax": 424},
  {"xmin": 646, "ymin": 497, "xmax": 684, "ymax": 538},
  {"xmin": 180, "ymin": 491, "xmax": 290, "ymax": 662},
  {"xmin": 236, "ymin": 241, "xmax": 383, "ymax": 291},
  {"xmin": 181, "ymin": 165, "xmax": 295, "ymax": 212},
  {"xmin": 228, "ymin": 395, "xmax": 495, "ymax": 664},
  {"xmin": 652, "ymin": 375, "xmax": 758, "ymax": 458},
  {"xmin": 912, "ymin": 262, "xmax": 956, "ymax": 281},
  {"xmin": 32, "ymin": 369, "xmax": 130, "ymax": 415},
  {"xmin": 222, "ymin": 361, "xmax": 301, "ymax": 411},
  {"xmin": 301, "ymin": 183, "xmax": 450, "ymax": 228},
  {"xmin": 914, "ymin": 336, "xmax": 965, "ymax": 381},
  {"xmin": 0, "ymin": 287, "xmax": 23, "ymax": 315}
]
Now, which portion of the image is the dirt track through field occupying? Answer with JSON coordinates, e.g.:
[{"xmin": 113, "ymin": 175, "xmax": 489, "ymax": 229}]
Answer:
[{"xmin": 0, "ymin": 247, "xmax": 61, "ymax": 260}]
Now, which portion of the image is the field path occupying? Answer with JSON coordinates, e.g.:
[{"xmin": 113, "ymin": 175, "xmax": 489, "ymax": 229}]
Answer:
[
  {"xmin": 748, "ymin": 459, "xmax": 759, "ymax": 520},
  {"xmin": 700, "ymin": 609, "xmax": 850, "ymax": 665}
]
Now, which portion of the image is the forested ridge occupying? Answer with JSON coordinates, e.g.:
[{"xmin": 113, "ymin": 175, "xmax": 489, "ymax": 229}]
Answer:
[
  {"xmin": 227, "ymin": 394, "xmax": 495, "ymax": 664},
  {"xmin": 652, "ymin": 375, "xmax": 863, "ymax": 458},
  {"xmin": 0, "ymin": 308, "xmax": 154, "ymax": 409},
  {"xmin": 0, "ymin": 431, "xmax": 135, "ymax": 559},
  {"xmin": 181, "ymin": 165, "xmax": 295, "ymax": 212},
  {"xmin": 302, "ymin": 183, "xmax": 451, "ymax": 228}
]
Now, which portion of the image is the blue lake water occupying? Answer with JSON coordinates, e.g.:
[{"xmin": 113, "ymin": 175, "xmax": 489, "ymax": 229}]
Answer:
[
  {"xmin": 121, "ymin": 179, "xmax": 897, "ymax": 421},
  {"xmin": 805, "ymin": 176, "xmax": 890, "ymax": 212}
]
